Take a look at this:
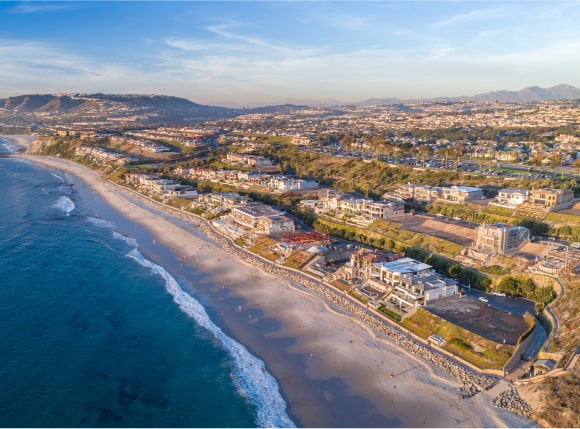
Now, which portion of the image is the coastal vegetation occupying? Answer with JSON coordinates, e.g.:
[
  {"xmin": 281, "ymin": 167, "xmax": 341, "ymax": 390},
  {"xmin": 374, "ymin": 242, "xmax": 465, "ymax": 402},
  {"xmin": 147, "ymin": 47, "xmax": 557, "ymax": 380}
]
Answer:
[
  {"xmin": 548, "ymin": 275, "xmax": 580, "ymax": 357},
  {"xmin": 377, "ymin": 305, "xmax": 402, "ymax": 322},
  {"xmin": 402, "ymin": 308, "xmax": 513, "ymax": 370},
  {"xmin": 249, "ymin": 236, "xmax": 279, "ymax": 261},
  {"xmin": 494, "ymin": 276, "xmax": 556, "ymax": 312},
  {"xmin": 283, "ymin": 250, "xmax": 315, "ymax": 270}
]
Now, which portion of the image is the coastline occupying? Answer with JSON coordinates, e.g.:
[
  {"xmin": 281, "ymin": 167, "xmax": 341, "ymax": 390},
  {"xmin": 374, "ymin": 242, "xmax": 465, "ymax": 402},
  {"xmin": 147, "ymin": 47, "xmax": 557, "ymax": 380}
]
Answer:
[
  {"xmin": 0, "ymin": 134, "xmax": 37, "ymax": 151},
  {"xmin": 21, "ymin": 154, "xmax": 535, "ymax": 428}
]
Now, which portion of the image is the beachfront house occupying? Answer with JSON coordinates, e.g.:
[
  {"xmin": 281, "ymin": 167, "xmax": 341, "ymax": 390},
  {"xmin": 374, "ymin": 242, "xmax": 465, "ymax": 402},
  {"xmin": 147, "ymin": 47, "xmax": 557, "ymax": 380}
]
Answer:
[
  {"xmin": 228, "ymin": 204, "xmax": 295, "ymax": 238},
  {"xmin": 370, "ymin": 258, "xmax": 457, "ymax": 310}
]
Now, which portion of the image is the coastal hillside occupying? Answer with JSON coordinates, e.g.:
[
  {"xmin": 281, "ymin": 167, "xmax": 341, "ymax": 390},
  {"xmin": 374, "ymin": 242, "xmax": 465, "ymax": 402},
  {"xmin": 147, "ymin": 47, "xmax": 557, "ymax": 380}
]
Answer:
[
  {"xmin": 1, "ymin": 94, "xmax": 99, "ymax": 112},
  {"xmin": 0, "ymin": 93, "xmax": 240, "ymax": 125},
  {"xmin": 0, "ymin": 93, "xmax": 314, "ymax": 127}
]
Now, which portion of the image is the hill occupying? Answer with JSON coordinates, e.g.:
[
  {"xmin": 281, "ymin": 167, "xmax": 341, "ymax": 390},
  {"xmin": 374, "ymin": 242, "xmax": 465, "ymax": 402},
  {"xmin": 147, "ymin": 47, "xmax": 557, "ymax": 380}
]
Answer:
[
  {"xmin": 353, "ymin": 84, "xmax": 580, "ymax": 106},
  {"xmin": 0, "ymin": 93, "xmax": 241, "ymax": 125},
  {"xmin": 470, "ymin": 84, "xmax": 580, "ymax": 103}
]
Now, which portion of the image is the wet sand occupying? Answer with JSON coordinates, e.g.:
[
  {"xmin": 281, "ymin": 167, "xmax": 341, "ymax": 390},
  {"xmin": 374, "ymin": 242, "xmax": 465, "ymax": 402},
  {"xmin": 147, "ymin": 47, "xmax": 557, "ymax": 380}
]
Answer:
[{"xmin": 20, "ymin": 150, "xmax": 535, "ymax": 428}]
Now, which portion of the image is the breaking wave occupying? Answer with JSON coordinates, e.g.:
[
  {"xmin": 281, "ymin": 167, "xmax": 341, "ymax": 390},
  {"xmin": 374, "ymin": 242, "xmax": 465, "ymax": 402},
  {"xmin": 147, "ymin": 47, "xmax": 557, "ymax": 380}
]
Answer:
[
  {"xmin": 125, "ymin": 247, "xmax": 295, "ymax": 428},
  {"xmin": 53, "ymin": 196, "xmax": 75, "ymax": 216}
]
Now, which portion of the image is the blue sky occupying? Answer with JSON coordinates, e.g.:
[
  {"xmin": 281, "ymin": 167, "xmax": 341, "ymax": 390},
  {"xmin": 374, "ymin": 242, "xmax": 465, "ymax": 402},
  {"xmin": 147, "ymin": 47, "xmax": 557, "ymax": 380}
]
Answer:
[{"xmin": 1, "ymin": 1, "xmax": 579, "ymax": 107}]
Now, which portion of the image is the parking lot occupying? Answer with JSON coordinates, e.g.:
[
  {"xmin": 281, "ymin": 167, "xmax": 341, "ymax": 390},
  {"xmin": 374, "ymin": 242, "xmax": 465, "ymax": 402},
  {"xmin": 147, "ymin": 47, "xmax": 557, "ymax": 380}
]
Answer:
[{"xmin": 424, "ymin": 295, "xmax": 530, "ymax": 346}]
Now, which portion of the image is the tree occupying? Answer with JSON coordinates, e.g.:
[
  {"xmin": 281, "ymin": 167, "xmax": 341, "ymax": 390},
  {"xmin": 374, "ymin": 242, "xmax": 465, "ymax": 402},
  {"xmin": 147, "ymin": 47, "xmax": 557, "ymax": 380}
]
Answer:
[
  {"xmin": 573, "ymin": 157, "xmax": 580, "ymax": 175},
  {"xmin": 437, "ymin": 146, "xmax": 451, "ymax": 165},
  {"xmin": 498, "ymin": 276, "xmax": 520, "ymax": 295},
  {"xmin": 550, "ymin": 153, "xmax": 564, "ymax": 169},
  {"xmin": 519, "ymin": 277, "xmax": 536, "ymax": 299}
]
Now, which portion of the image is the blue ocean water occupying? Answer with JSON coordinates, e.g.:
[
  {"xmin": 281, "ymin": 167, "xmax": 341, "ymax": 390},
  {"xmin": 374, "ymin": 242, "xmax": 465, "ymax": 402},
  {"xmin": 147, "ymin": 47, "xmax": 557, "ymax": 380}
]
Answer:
[{"xmin": 0, "ymin": 139, "xmax": 294, "ymax": 427}]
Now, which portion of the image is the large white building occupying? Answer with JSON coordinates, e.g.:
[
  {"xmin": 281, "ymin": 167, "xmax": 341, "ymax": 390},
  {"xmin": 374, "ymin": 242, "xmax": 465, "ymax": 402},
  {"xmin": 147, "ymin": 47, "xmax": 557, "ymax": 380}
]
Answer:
[
  {"xmin": 319, "ymin": 192, "xmax": 404, "ymax": 220},
  {"xmin": 370, "ymin": 258, "xmax": 457, "ymax": 309},
  {"xmin": 441, "ymin": 186, "xmax": 485, "ymax": 203},
  {"xmin": 495, "ymin": 188, "xmax": 530, "ymax": 207},
  {"xmin": 229, "ymin": 204, "xmax": 295, "ymax": 237}
]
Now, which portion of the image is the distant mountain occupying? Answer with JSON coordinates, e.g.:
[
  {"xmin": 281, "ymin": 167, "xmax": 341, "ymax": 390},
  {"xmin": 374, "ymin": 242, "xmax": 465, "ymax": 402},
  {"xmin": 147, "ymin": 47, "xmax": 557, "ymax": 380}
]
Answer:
[
  {"xmin": 352, "ymin": 84, "xmax": 580, "ymax": 106},
  {"xmin": 469, "ymin": 84, "xmax": 580, "ymax": 102},
  {"xmin": 2, "ymin": 86, "xmax": 579, "ymax": 125},
  {"xmin": 0, "ymin": 93, "xmax": 242, "ymax": 124},
  {"xmin": 0, "ymin": 93, "xmax": 321, "ymax": 127},
  {"xmin": 353, "ymin": 97, "xmax": 406, "ymax": 107}
]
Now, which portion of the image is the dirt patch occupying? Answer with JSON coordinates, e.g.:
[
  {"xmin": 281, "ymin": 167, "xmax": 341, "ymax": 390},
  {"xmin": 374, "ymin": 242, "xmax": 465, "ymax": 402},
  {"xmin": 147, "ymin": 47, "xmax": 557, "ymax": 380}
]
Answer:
[
  {"xmin": 392, "ymin": 215, "xmax": 476, "ymax": 246},
  {"xmin": 557, "ymin": 200, "xmax": 580, "ymax": 216},
  {"xmin": 424, "ymin": 295, "xmax": 529, "ymax": 345},
  {"xmin": 511, "ymin": 242, "xmax": 547, "ymax": 261}
]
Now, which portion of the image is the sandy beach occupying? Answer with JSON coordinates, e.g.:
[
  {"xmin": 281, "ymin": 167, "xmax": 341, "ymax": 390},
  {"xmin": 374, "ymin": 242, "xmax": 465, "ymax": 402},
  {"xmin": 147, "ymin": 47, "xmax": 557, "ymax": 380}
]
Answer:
[{"xmin": 17, "ymin": 147, "xmax": 536, "ymax": 427}]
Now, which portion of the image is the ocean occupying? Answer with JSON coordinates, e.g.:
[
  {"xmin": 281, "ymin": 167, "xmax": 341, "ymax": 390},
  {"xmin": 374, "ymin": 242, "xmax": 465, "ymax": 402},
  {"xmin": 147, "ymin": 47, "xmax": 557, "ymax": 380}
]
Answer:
[{"xmin": 0, "ymin": 138, "xmax": 294, "ymax": 428}]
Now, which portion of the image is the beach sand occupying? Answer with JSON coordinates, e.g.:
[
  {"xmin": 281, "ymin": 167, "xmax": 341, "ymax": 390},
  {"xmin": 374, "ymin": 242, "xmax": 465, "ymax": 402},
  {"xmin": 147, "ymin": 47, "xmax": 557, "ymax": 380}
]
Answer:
[{"xmin": 19, "ymin": 149, "xmax": 536, "ymax": 428}]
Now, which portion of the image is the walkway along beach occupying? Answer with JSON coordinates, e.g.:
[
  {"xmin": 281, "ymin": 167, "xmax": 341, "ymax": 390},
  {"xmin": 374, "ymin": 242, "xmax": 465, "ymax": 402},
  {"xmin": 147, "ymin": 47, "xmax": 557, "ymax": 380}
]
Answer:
[{"xmin": 23, "ymin": 152, "xmax": 535, "ymax": 428}]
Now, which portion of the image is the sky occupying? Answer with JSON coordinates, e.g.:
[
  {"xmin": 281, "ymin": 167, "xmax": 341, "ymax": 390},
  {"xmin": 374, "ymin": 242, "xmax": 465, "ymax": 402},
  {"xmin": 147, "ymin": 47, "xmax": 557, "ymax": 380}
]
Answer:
[{"xmin": 1, "ymin": 1, "xmax": 580, "ymax": 107}]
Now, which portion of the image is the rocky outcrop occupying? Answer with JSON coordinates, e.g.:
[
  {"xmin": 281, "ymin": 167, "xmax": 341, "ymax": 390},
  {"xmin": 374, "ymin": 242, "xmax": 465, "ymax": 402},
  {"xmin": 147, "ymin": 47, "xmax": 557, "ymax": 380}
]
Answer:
[{"xmin": 493, "ymin": 386, "xmax": 533, "ymax": 417}]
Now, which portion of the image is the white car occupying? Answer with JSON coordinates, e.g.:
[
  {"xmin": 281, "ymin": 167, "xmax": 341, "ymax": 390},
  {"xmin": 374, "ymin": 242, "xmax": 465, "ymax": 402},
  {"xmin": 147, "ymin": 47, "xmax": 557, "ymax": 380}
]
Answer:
[{"xmin": 479, "ymin": 296, "xmax": 489, "ymax": 303}]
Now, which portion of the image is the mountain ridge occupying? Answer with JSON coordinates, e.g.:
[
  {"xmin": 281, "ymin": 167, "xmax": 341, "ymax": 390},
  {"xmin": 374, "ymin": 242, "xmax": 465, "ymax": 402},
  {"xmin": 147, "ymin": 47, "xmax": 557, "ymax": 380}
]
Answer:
[
  {"xmin": 353, "ymin": 84, "xmax": 580, "ymax": 106},
  {"xmin": 1, "ymin": 85, "xmax": 579, "ymax": 120}
]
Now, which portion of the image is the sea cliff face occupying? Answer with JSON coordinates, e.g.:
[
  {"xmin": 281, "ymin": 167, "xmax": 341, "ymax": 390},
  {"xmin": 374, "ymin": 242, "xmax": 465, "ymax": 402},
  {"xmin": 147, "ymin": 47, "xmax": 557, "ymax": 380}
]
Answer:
[
  {"xmin": 24, "ymin": 137, "xmax": 51, "ymax": 154},
  {"xmin": 24, "ymin": 136, "xmax": 74, "ymax": 156}
]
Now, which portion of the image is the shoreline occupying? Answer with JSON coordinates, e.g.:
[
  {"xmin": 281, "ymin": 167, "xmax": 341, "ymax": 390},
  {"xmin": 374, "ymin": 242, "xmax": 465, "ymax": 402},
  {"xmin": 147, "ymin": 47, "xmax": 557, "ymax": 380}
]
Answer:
[
  {"xmin": 21, "ymin": 154, "xmax": 535, "ymax": 428},
  {"xmin": 0, "ymin": 134, "xmax": 37, "ymax": 151}
]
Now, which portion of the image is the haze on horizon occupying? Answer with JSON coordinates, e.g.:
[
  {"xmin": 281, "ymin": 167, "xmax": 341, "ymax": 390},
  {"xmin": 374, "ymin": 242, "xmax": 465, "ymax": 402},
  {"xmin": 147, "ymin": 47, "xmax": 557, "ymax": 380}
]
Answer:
[{"xmin": 1, "ymin": 1, "xmax": 579, "ymax": 108}]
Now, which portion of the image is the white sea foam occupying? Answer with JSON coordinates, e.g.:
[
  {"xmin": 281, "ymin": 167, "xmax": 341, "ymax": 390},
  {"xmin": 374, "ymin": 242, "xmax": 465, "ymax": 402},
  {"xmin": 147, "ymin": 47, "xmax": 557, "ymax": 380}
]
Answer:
[
  {"xmin": 51, "ymin": 173, "xmax": 65, "ymax": 183},
  {"xmin": 112, "ymin": 231, "xmax": 139, "ymax": 248},
  {"xmin": 0, "ymin": 137, "xmax": 13, "ymax": 151},
  {"xmin": 126, "ymin": 248, "xmax": 295, "ymax": 428},
  {"xmin": 86, "ymin": 216, "xmax": 114, "ymax": 229},
  {"xmin": 53, "ymin": 196, "xmax": 75, "ymax": 216}
]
